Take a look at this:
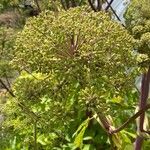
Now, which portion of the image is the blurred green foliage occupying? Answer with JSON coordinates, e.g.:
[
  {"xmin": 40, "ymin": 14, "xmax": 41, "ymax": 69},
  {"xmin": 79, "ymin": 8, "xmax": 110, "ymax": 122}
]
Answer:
[{"xmin": 125, "ymin": 0, "xmax": 150, "ymax": 68}]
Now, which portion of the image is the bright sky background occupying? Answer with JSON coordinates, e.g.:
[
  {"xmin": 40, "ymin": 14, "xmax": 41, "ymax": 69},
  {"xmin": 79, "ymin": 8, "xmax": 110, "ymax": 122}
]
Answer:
[{"xmin": 111, "ymin": 0, "xmax": 130, "ymax": 24}]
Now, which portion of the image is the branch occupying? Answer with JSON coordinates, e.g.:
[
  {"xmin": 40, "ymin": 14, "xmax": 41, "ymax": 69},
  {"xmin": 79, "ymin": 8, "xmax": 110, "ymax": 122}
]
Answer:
[
  {"xmin": 110, "ymin": 104, "xmax": 150, "ymax": 134},
  {"xmin": 17, "ymin": 102, "xmax": 39, "ymax": 120},
  {"xmin": 98, "ymin": 113, "xmax": 110, "ymax": 131},
  {"xmin": 135, "ymin": 137, "xmax": 143, "ymax": 150},
  {"xmin": 23, "ymin": 69, "xmax": 38, "ymax": 80},
  {"xmin": 139, "ymin": 67, "xmax": 150, "ymax": 131},
  {"xmin": 142, "ymin": 130, "xmax": 150, "ymax": 135},
  {"xmin": 135, "ymin": 67, "xmax": 150, "ymax": 150},
  {"xmin": 0, "ymin": 78, "xmax": 15, "ymax": 97},
  {"xmin": 4, "ymin": 73, "xmax": 11, "ymax": 88}
]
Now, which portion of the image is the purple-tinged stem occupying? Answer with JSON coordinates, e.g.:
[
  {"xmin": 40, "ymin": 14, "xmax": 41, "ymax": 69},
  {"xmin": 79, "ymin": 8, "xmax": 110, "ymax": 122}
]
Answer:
[
  {"xmin": 135, "ymin": 136, "xmax": 143, "ymax": 150},
  {"xmin": 135, "ymin": 67, "xmax": 150, "ymax": 150}
]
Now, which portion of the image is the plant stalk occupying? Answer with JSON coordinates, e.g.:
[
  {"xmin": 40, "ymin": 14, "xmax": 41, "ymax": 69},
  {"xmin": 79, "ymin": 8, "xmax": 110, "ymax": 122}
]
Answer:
[{"xmin": 135, "ymin": 67, "xmax": 150, "ymax": 150}]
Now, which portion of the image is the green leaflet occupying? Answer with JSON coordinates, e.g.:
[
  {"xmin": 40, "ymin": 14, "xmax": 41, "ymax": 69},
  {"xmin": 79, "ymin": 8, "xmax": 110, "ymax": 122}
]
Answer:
[{"xmin": 73, "ymin": 118, "xmax": 90, "ymax": 149}]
